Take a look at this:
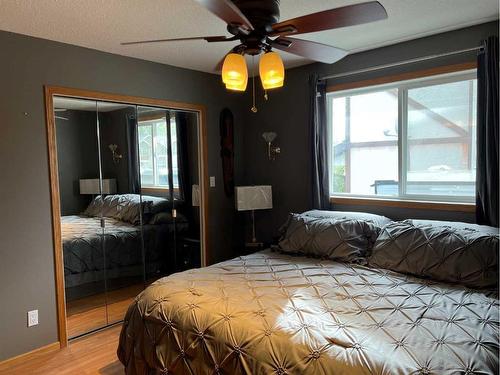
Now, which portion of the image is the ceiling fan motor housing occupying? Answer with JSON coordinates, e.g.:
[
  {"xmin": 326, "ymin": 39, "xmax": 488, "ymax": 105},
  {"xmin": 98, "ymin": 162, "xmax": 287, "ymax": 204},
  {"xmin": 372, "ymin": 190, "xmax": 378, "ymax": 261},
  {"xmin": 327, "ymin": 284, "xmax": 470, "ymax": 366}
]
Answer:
[{"xmin": 230, "ymin": 0, "xmax": 281, "ymax": 55}]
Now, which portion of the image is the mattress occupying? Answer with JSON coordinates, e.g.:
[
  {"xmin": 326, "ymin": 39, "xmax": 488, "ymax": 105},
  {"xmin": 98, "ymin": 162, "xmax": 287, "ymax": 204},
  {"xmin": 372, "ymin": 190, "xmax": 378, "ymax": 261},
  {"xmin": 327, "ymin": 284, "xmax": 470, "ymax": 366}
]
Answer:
[
  {"xmin": 61, "ymin": 215, "xmax": 187, "ymax": 288},
  {"xmin": 118, "ymin": 249, "xmax": 499, "ymax": 375}
]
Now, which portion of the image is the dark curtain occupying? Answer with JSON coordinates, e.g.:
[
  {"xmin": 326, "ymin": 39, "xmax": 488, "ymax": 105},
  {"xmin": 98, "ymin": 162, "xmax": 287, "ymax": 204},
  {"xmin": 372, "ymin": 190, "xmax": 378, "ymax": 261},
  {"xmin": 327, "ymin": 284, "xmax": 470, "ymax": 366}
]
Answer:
[
  {"xmin": 165, "ymin": 112, "xmax": 175, "ymax": 206},
  {"xmin": 310, "ymin": 74, "xmax": 330, "ymax": 209},
  {"xmin": 174, "ymin": 112, "xmax": 190, "ymax": 205},
  {"xmin": 476, "ymin": 36, "xmax": 499, "ymax": 227},
  {"xmin": 126, "ymin": 113, "xmax": 141, "ymax": 194}
]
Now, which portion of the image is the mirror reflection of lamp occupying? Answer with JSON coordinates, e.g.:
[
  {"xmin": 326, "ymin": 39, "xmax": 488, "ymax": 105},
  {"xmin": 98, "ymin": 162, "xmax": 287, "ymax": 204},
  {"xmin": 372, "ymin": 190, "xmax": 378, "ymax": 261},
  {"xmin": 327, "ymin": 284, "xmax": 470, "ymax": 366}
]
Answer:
[
  {"xmin": 79, "ymin": 178, "xmax": 117, "ymax": 196},
  {"xmin": 108, "ymin": 144, "xmax": 122, "ymax": 164},
  {"xmin": 192, "ymin": 184, "xmax": 200, "ymax": 207},
  {"xmin": 262, "ymin": 132, "xmax": 280, "ymax": 161}
]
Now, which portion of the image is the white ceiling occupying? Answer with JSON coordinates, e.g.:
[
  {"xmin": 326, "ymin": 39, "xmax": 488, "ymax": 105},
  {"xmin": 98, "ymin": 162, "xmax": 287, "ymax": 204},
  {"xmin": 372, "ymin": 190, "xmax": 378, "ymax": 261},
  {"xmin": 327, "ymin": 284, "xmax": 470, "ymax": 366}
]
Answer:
[{"xmin": 0, "ymin": 0, "xmax": 497, "ymax": 74}]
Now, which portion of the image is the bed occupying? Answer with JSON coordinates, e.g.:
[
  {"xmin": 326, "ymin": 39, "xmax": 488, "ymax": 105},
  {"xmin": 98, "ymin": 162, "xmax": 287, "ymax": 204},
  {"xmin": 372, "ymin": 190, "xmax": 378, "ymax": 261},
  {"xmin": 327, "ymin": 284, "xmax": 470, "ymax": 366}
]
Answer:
[
  {"xmin": 118, "ymin": 211, "xmax": 499, "ymax": 374},
  {"xmin": 61, "ymin": 194, "xmax": 189, "ymax": 300}
]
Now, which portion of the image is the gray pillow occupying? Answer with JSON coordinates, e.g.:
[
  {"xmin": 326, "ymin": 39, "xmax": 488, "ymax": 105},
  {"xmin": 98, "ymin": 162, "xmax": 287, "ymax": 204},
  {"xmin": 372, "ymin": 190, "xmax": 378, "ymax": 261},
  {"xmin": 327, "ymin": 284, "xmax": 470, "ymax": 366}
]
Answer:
[
  {"xmin": 278, "ymin": 212, "xmax": 384, "ymax": 263},
  {"xmin": 141, "ymin": 195, "xmax": 170, "ymax": 214},
  {"xmin": 409, "ymin": 219, "xmax": 498, "ymax": 234},
  {"xmin": 83, "ymin": 194, "xmax": 152, "ymax": 225},
  {"xmin": 369, "ymin": 220, "xmax": 499, "ymax": 289},
  {"xmin": 116, "ymin": 194, "xmax": 152, "ymax": 224},
  {"xmin": 302, "ymin": 210, "xmax": 392, "ymax": 228}
]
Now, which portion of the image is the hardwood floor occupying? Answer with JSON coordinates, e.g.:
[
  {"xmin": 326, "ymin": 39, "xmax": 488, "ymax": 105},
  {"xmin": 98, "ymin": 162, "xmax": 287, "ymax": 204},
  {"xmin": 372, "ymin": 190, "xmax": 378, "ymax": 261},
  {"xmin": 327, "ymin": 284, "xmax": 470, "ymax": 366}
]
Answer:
[
  {"xmin": 66, "ymin": 283, "xmax": 143, "ymax": 338},
  {"xmin": 0, "ymin": 283, "xmax": 153, "ymax": 374},
  {"xmin": 0, "ymin": 325, "xmax": 124, "ymax": 374}
]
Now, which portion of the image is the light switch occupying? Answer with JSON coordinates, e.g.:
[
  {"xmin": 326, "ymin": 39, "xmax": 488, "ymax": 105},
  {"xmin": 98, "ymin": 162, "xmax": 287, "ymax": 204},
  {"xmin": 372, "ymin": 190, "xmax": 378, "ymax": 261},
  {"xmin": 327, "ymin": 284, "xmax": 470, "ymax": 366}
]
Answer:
[{"xmin": 210, "ymin": 176, "xmax": 216, "ymax": 187}]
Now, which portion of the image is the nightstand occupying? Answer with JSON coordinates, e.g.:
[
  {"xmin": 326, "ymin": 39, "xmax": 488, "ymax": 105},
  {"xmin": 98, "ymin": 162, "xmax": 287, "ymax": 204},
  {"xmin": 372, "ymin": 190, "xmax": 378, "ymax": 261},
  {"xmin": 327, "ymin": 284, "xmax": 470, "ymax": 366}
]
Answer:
[
  {"xmin": 237, "ymin": 242, "xmax": 268, "ymax": 257},
  {"xmin": 177, "ymin": 236, "xmax": 201, "ymax": 270}
]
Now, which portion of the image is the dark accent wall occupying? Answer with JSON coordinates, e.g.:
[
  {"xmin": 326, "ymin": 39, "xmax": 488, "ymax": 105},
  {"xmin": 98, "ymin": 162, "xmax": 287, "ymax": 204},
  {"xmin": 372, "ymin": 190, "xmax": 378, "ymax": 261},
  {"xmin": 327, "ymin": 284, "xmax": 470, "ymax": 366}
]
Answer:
[
  {"xmin": 99, "ymin": 107, "xmax": 136, "ymax": 194},
  {"xmin": 1, "ymin": 21, "xmax": 497, "ymax": 362},
  {"xmin": 0, "ymin": 30, "xmax": 246, "ymax": 360},
  {"xmin": 240, "ymin": 21, "xmax": 499, "ymax": 244},
  {"xmin": 56, "ymin": 110, "xmax": 99, "ymax": 215}
]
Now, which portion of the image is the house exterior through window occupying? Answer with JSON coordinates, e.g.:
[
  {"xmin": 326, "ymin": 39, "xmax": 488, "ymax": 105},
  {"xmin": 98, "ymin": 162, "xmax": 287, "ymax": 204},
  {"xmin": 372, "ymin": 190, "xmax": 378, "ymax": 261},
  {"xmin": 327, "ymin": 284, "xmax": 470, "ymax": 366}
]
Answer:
[
  {"xmin": 138, "ymin": 114, "xmax": 180, "ymax": 190},
  {"xmin": 327, "ymin": 69, "xmax": 477, "ymax": 204}
]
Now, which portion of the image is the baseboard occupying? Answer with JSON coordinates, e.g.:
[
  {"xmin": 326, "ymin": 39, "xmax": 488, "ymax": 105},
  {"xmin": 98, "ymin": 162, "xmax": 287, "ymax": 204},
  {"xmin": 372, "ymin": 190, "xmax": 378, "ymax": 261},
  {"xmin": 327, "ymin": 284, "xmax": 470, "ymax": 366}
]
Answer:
[{"xmin": 0, "ymin": 341, "xmax": 60, "ymax": 368}]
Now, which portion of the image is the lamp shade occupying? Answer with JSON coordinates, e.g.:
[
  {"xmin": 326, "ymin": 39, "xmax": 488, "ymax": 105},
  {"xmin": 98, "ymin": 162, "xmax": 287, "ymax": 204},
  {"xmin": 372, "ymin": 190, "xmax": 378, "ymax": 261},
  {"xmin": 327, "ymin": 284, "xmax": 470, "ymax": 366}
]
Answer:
[
  {"xmin": 79, "ymin": 178, "xmax": 117, "ymax": 195},
  {"xmin": 192, "ymin": 184, "xmax": 200, "ymax": 207},
  {"xmin": 235, "ymin": 186, "xmax": 272, "ymax": 211},
  {"xmin": 222, "ymin": 53, "xmax": 248, "ymax": 91},
  {"xmin": 259, "ymin": 52, "xmax": 284, "ymax": 90}
]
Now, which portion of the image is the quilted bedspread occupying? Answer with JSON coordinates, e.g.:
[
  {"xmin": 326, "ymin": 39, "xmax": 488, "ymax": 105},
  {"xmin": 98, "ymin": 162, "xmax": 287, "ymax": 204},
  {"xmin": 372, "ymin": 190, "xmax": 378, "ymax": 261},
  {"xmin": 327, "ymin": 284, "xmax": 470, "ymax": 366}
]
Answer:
[
  {"xmin": 62, "ymin": 215, "xmax": 186, "ymax": 289},
  {"xmin": 118, "ymin": 249, "xmax": 499, "ymax": 375}
]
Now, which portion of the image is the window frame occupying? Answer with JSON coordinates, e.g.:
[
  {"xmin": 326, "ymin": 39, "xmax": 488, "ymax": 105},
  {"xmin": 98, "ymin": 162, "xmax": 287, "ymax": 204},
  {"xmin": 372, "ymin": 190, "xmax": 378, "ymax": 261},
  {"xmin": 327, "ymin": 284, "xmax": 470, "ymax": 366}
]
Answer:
[
  {"xmin": 326, "ymin": 63, "xmax": 477, "ymax": 211},
  {"xmin": 137, "ymin": 117, "xmax": 171, "ymax": 192}
]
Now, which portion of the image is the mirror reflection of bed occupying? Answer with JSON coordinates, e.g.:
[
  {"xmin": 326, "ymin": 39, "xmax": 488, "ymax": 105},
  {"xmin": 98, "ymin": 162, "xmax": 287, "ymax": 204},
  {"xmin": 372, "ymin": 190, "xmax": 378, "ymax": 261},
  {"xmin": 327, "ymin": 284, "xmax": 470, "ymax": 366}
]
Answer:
[{"xmin": 54, "ymin": 96, "xmax": 202, "ymax": 339}]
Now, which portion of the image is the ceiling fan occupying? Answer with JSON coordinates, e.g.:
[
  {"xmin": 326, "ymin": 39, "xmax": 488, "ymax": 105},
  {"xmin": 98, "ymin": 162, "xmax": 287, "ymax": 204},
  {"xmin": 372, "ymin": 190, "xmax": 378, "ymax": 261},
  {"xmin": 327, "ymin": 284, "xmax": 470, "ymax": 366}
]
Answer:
[{"xmin": 122, "ymin": 0, "xmax": 387, "ymax": 96}]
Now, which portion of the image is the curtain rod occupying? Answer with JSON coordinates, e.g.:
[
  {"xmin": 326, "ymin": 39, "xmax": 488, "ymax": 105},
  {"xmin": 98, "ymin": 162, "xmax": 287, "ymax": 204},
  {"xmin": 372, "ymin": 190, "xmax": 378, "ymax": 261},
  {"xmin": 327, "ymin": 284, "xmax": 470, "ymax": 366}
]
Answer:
[{"xmin": 319, "ymin": 45, "xmax": 484, "ymax": 81}]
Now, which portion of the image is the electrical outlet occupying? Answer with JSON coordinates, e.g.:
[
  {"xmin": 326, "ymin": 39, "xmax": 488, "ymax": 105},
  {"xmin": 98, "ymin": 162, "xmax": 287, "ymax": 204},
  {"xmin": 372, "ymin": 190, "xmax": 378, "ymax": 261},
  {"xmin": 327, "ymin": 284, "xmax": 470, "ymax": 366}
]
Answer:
[
  {"xmin": 209, "ymin": 176, "xmax": 216, "ymax": 187},
  {"xmin": 27, "ymin": 310, "xmax": 38, "ymax": 327}
]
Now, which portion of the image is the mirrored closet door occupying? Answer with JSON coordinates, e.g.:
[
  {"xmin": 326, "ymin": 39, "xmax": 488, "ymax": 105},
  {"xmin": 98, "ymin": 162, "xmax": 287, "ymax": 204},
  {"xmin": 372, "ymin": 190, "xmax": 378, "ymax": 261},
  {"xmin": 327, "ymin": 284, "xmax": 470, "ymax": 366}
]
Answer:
[
  {"xmin": 55, "ymin": 97, "xmax": 108, "ymax": 338},
  {"xmin": 137, "ymin": 106, "xmax": 202, "ymax": 275},
  {"xmin": 97, "ymin": 101, "xmax": 145, "ymax": 328},
  {"xmin": 51, "ymin": 92, "xmax": 205, "ymax": 340}
]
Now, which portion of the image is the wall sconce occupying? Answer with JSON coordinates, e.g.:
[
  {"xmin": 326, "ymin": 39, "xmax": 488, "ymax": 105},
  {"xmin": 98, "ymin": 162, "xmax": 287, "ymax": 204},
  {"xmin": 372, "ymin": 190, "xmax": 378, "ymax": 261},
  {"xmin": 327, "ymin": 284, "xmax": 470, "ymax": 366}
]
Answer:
[
  {"xmin": 108, "ymin": 144, "xmax": 122, "ymax": 164},
  {"xmin": 262, "ymin": 132, "xmax": 281, "ymax": 161}
]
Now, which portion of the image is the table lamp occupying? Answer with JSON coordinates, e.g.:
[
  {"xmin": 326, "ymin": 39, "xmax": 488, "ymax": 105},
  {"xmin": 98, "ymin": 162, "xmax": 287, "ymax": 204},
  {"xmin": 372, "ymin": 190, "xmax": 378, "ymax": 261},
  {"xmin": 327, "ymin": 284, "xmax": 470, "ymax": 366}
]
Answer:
[{"xmin": 235, "ymin": 185, "xmax": 272, "ymax": 247}]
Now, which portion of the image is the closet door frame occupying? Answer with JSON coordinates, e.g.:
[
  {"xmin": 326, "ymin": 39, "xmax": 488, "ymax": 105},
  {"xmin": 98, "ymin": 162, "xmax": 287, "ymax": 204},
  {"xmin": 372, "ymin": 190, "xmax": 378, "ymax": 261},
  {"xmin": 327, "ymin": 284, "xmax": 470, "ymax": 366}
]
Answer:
[{"xmin": 44, "ymin": 85, "xmax": 209, "ymax": 348}]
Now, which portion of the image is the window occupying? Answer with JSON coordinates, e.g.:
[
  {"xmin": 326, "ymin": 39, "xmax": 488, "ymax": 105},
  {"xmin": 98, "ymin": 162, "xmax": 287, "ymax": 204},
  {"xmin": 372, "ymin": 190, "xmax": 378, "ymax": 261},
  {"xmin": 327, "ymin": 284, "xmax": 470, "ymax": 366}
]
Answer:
[
  {"xmin": 138, "ymin": 115, "xmax": 180, "ymax": 189},
  {"xmin": 328, "ymin": 69, "xmax": 477, "ymax": 203}
]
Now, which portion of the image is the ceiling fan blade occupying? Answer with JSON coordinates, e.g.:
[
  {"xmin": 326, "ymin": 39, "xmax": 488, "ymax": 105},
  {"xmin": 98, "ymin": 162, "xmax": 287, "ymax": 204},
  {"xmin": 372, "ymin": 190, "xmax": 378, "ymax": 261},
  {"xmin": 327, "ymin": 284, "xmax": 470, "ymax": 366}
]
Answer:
[
  {"xmin": 194, "ymin": 0, "xmax": 254, "ymax": 31},
  {"xmin": 272, "ymin": 37, "xmax": 348, "ymax": 64},
  {"xmin": 121, "ymin": 36, "xmax": 230, "ymax": 46},
  {"xmin": 271, "ymin": 1, "xmax": 387, "ymax": 36}
]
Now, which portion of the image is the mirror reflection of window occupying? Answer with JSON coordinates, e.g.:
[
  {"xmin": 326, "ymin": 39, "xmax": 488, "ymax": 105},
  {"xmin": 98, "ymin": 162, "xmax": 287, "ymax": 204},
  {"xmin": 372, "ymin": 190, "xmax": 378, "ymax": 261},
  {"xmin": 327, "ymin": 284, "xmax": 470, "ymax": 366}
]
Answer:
[{"xmin": 138, "ymin": 114, "xmax": 180, "ymax": 189}]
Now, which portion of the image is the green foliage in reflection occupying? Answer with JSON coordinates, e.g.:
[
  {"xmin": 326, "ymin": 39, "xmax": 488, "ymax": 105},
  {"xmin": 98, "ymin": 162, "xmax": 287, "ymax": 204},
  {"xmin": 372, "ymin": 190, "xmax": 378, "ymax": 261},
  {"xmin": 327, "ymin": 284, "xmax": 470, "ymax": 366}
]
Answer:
[{"xmin": 333, "ymin": 165, "xmax": 345, "ymax": 192}]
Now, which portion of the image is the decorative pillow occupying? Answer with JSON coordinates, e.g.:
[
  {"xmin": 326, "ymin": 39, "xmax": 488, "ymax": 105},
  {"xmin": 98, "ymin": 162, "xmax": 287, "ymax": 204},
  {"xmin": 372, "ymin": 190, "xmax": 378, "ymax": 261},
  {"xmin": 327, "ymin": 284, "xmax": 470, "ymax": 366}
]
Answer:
[
  {"xmin": 115, "ymin": 194, "xmax": 153, "ymax": 224},
  {"xmin": 142, "ymin": 195, "xmax": 170, "ymax": 214},
  {"xmin": 83, "ymin": 194, "xmax": 152, "ymax": 225},
  {"xmin": 278, "ymin": 212, "xmax": 386, "ymax": 263},
  {"xmin": 82, "ymin": 195, "xmax": 103, "ymax": 217},
  {"xmin": 369, "ymin": 220, "xmax": 499, "ymax": 289},
  {"xmin": 302, "ymin": 210, "xmax": 392, "ymax": 228}
]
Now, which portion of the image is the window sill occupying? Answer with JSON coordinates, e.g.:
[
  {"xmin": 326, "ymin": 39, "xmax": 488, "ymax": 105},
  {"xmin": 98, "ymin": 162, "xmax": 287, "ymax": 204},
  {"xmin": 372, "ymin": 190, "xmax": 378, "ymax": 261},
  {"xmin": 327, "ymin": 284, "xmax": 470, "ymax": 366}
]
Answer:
[
  {"xmin": 329, "ymin": 196, "xmax": 475, "ymax": 213},
  {"xmin": 141, "ymin": 187, "xmax": 180, "ymax": 193}
]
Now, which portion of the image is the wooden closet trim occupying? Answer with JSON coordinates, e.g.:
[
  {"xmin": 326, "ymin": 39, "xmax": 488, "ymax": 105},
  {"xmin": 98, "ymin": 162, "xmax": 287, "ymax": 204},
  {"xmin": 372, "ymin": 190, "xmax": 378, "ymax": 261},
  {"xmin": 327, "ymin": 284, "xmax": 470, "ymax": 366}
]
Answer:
[{"xmin": 44, "ymin": 85, "xmax": 210, "ymax": 349}]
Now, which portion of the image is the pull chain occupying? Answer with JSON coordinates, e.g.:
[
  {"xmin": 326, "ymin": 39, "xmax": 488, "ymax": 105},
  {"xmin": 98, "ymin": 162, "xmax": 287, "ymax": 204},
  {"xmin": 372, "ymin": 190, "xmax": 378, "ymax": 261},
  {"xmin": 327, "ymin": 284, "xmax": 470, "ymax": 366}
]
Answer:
[{"xmin": 251, "ymin": 55, "xmax": 257, "ymax": 113}]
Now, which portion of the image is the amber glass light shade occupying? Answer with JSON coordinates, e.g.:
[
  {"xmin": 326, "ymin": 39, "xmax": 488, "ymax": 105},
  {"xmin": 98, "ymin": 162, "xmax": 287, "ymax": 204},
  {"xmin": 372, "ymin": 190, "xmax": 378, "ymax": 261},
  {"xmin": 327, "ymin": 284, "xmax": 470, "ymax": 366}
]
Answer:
[
  {"xmin": 259, "ymin": 51, "xmax": 285, "ymax": 90},
  {"xmin": 222, "ymin": 53, "xmax": 248, "ymax": 91}
]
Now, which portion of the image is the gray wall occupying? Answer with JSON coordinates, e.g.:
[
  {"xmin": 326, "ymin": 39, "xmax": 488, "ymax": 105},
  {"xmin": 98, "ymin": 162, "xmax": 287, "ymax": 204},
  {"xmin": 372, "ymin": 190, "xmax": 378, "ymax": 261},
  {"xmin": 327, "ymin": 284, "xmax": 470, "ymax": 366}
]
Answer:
[
  {"xmin": 1, "ymin": 21, "xmax": 497, "ymax": 362},
  {"xmin": 0, "ymin": 30, "xmax": 246, "ymax": 360},
  {"xmin": 240, "ymin": 21, "xmax": 499, "ymax": 243},
  {"xmin": 99, "ymin": 107, "xmax": 136, "ymax": 194},
  {"xmin": 56, "ymin": 110, "xmax": 99, "ymax": 215}
]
